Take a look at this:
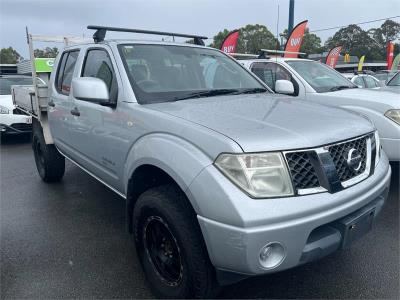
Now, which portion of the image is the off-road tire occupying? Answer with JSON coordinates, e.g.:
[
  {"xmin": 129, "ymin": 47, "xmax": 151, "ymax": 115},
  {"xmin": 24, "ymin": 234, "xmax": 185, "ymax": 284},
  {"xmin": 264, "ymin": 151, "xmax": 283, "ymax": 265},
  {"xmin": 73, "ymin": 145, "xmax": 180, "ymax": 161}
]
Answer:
[
  {"xmin": 133, "ymin": 184, "xmax": 217, "ymax": 299},
  {"xmin": 32, "ymin": 127, "xmax": 65, "ymax": 182}
]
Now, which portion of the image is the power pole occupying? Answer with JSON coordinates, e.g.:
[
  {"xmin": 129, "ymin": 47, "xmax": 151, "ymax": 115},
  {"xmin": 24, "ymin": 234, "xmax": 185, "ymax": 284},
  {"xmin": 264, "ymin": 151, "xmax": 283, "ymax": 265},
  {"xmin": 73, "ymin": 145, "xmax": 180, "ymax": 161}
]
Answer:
[{"xmin": 288, "ymin": 0, "xmax": 295, "ymax": 35}]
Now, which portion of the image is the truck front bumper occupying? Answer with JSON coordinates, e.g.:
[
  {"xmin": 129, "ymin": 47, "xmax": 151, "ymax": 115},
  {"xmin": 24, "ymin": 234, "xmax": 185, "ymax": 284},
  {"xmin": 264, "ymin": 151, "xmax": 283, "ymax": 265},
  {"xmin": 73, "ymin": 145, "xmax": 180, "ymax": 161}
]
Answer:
[
  {"xmin": 0, "ymin": 114, "xmax": 32, "ymax": 135},
  {"xmin": 189, "ymin": 153, "xmax": 391, "ymax": 277}
]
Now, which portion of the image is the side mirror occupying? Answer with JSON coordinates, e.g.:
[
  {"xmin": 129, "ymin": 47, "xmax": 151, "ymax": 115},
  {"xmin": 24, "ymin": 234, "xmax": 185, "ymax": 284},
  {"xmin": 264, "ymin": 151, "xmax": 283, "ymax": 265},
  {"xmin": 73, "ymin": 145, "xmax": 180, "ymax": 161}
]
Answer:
[
  {"xmin": 275, "ymin": 80, "xmax": 294, "ymax": 95},
  {"xmin": 72, "ymin": 77, "xmax": 111, "ymax": 105}
]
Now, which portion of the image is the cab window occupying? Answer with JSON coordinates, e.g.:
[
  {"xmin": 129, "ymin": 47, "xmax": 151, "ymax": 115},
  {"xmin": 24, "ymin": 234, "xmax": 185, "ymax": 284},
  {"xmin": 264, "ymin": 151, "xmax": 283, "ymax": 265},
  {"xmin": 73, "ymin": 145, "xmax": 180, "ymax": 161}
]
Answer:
[
  {"xmin": 82, "ymin": 49, "xmax": 118, "ymax": 101},
  {"xmin": 250, "ymin": 62, "xmax": 298, "ymax": 95},
  {"xmin": 364, "ymin": 76, "xmax": 379, "ymax": 88},
  {"xmin": 55, "ymin": 50, "xmax": 79, "ymax": 95},
  {"xmin": 353, "ymin": 76, "xmax": 365, "ymax": 88}
]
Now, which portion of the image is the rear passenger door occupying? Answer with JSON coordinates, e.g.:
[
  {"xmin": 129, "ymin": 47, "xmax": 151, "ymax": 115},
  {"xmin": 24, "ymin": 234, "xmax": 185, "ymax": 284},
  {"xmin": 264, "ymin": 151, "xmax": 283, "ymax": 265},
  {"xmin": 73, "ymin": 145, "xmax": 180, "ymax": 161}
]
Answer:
[
  {"xmin": 68, "ymin": 46, "xmax": 123, "ymax": 189},
  {"xmin": 48, "ymin": 50, "xmax": 80, "ymax": 154}
]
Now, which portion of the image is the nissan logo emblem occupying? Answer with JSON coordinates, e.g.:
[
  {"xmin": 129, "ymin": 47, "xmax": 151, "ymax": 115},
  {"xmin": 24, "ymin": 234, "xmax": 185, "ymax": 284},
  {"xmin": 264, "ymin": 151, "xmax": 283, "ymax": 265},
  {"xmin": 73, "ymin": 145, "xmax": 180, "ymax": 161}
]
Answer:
[{"xmin": 346, "ymin": 148, "xmax": 362, "ymax": 171}]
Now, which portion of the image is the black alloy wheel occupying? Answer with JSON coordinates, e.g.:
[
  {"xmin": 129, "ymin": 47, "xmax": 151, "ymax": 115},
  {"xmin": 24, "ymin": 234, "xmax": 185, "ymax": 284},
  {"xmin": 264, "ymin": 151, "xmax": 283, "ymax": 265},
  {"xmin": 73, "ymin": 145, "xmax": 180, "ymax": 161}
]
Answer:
[{"xmin": 143, "ymin": 215, "xmax": 183, "ymax": 286}]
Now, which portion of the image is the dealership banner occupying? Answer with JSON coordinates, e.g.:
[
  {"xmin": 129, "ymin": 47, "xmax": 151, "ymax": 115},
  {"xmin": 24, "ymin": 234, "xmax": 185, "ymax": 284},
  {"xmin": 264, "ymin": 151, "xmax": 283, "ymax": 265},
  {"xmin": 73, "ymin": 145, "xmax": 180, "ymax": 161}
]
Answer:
[
  {"xmin": 325, "ymin": 46, "xmax": 342, "ymax": 68},
  {"xmin": 387, "ymin": 41, "xmax": 395, "ymax": 70},
  {"xmin": 35, "ymin": 58, "xmax": 55, "ymax": 73},
  {"xmin": 220, "ymin": 30, "xmax": 240, "ymax": 54},
  {"xmin": 357, "ymin": 55, "xmax": 365, "ymax": 71},
  {"xmin": 284, "ymin": 20, "xmax": 308, "ymax": 58}
]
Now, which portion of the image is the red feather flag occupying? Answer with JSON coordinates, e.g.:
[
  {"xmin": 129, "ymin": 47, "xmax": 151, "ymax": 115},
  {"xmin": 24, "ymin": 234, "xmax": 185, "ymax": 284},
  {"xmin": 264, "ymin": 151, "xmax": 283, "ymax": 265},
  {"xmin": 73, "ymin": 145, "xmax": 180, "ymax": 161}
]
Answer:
[
  {"xmin": 387, "ymin": 41, "xmax": 395, "ymax": 70},
  {"xmin": 220, "ymin": 30, "xmax": 240, "ymax": 54},
  {"xmin": 325, "ymin": 46, "xmax": 342, "ymax": 68},
  {"xmin": 284, "ymin": 20, "xmax": 308, "ymax": 58}
]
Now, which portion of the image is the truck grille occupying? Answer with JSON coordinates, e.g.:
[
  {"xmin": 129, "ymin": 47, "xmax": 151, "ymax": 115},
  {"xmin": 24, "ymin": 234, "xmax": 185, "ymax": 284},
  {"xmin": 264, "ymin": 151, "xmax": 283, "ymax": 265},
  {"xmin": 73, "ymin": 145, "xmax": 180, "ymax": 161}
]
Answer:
[
  {"xmin": 13, "ymin": 108, "xmax": 28, "ymax": 115},
  {"xmin": 284, "ymin": 134, "xmax": 372, "ymax": 194},
  {"xmin": 328, "ymin": 136, "xmax": 368, "ymax": 182},
  {"xmin": 286, "ymin": 151, "xmax": 320, "ymax": 190}
]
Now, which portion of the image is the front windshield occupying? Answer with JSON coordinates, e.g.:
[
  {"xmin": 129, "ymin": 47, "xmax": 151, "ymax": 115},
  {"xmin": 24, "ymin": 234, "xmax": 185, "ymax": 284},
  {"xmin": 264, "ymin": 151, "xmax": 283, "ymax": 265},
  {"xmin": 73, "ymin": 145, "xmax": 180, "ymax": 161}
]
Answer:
[
  {"xmin": 118, "ymin": 44, "xmax": 268, "ymax": 104},
  {"xmin": 388, "ymin": 72, "xmax": 400, "ymax": 86},
  {"xmin": 0, "ymin": 77, "xmax": 36, "ymax": 95},
  {"xmin": 286, "ymin": 60, "xmax": 356, "ymax": 93}
]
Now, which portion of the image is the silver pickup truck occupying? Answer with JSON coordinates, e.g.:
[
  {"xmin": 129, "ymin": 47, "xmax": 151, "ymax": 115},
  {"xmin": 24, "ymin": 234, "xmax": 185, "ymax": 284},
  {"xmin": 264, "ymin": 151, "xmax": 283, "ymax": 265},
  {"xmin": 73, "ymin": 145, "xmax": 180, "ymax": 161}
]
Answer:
[{"xmin": 14, "ymin": 26, "xmax": 391, "ymax": 298}]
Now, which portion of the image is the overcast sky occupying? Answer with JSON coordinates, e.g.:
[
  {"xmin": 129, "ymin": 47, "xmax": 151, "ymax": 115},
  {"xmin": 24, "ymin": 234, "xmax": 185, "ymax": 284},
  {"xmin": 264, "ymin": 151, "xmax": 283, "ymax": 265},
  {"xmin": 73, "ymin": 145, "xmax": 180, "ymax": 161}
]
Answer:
[{"xmin": 1, "ymin": 0, "xmax": 399, "ymax": 58}]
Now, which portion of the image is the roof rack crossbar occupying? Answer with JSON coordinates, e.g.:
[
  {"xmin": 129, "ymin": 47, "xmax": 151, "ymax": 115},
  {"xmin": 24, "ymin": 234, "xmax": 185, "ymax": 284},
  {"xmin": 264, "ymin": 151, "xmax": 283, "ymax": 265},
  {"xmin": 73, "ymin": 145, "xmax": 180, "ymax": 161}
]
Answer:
[
  {"xmin": 87, "ymin": 25, "xmax": 208, "ymax": 45},
  {"xmin": 260, "ymin": 49, "xmax": 306, "ymax": 55}
]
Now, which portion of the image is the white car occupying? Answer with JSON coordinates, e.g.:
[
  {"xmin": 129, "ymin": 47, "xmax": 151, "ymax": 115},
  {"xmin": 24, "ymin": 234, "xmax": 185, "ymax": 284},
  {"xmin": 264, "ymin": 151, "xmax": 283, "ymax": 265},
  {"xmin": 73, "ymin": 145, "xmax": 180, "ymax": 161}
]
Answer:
[
  {"xmin": 0, "ymin": 75, "xmax": 43, "ymax": 138},
  {"xmin": 240, "ymin": 57, "xmax": 400, "ymax": 161},
  {"xmin": 380, "ymin": 71, "xmax": 400, "ymax": 94},
  {"xmin": 342, "ymin": 73, "xmax": 382, "ymax": 89}
]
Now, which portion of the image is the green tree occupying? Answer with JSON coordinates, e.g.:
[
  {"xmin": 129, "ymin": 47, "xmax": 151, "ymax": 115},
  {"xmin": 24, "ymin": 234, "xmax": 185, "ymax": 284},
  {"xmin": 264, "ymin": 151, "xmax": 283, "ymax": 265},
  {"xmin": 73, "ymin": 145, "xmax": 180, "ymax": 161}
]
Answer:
[
  {"xmin": 325, "ymin": 24, "xmax": 380, "ymax": 60},
  {"xmin": 211, "ymin": 25, "xmax": 278, "ymax": 53},
  {"xmin": 0, "ymin": 47, "xmax": 22, "ymax": 64},
  {"xmin": 209, "ymin": 29, "xmax": 232, "ymax": 49},
  {"xmin": 380, "ymin": 20, "xmax": 400, "ymax": 42},
  {"xmin": 280, "ymin": 28, "xmax": 323, "ymax": 55},
  {"xmin": 301, "ymin": 29, "xmax": 323, "ymax": 54},
  {"xmin": 34, "ymin": 47, "xmax": 59, "ymax": 58},
  {"xmin": 368, "ymin": 20, "xmax": 400, "ymax": 60}
]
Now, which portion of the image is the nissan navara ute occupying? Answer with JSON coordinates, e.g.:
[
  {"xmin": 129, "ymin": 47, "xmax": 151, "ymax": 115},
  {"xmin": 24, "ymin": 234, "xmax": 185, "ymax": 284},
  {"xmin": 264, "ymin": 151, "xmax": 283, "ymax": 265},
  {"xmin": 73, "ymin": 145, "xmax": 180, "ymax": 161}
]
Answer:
[{"xmin": 14, "ymin": 26, "xmax": 391, "ymax": 298}]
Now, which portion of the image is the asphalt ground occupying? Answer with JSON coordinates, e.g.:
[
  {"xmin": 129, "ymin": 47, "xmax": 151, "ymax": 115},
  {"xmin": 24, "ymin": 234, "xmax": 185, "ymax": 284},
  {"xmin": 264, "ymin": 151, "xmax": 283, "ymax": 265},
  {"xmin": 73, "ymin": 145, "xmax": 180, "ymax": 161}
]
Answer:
[{"xmin": 1, "ymin": 135, "xmax": 399, "ymax": 299}]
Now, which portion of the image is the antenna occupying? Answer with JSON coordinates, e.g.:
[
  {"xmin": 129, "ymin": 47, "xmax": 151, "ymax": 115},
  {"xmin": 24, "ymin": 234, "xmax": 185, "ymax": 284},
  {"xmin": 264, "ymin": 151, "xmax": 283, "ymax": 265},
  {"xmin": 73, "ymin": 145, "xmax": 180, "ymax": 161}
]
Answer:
[
  {"xmin": 260, "ymin": 49, "xmax": 306, "ymax": 55},
  {"xmin": 276, "ymin": 4, "xmax": 280, "ymax": 63}
]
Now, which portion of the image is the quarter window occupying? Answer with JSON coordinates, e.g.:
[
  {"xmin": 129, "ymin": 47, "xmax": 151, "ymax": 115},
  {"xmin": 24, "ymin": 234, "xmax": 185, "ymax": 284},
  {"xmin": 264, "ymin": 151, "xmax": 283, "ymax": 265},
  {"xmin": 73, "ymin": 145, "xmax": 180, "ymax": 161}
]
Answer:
[
  {"xmin": 55, "ymin": 50, "xmax": 79, "ymax": 95},
  {"xmin": 82, "ymin": 49, "xmax": 117, "ymax": 101}
]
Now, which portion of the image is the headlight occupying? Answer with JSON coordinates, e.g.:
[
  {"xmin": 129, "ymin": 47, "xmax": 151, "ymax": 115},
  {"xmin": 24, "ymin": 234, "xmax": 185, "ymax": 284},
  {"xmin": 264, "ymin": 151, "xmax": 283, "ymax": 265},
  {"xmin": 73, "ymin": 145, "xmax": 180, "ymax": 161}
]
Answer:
[
  {"xmin": 0, "ymin": 105, "xmax": 9, "ymax": 114},
  {"xmin": 374, "ymin": 131, "xmax": 381, "ymax": 167},
  {"xmin": 385, "ymin": 109, "xmax": 400, "ymax": 125},
  {"xmin": 214, "ymin": 152, "xmax": 294, "ymax": 198}
]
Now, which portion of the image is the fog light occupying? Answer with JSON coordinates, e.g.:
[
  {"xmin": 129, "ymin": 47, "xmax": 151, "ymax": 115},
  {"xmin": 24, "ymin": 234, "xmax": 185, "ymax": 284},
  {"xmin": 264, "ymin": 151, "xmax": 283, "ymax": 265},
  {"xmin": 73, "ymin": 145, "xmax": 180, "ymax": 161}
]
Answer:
[{"xmin": 259, "ymin": 242, "xmax": 286, "ymax": 269}]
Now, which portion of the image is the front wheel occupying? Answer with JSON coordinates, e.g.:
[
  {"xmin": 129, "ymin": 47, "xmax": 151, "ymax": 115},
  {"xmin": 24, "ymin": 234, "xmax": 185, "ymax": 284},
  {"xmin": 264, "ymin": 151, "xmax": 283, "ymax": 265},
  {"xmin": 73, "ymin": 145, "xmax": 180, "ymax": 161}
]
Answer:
[
  {"xmin": 133, "ymin": 185, "xmax": 217, "ymax": 298},
  {"xmin": 32, "ymin": 127, "xmax": 65, "ymax": 183}
]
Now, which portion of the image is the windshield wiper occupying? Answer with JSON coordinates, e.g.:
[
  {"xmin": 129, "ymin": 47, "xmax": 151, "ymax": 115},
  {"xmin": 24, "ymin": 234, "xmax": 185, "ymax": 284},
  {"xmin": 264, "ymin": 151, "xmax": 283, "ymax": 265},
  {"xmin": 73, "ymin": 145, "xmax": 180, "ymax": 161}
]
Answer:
[
  {"xmin": 173, "ymin": 89, "xmax": 241, "ymax": 101},
  {"xmin": 174, "ymin": 88, "xmax": 268, "ymax": 101},
  {"xmin": 329, "ymin": 85, "xmax": 356, "ymax": 91},
  {"xmin": 232, "ymin": 88, "xmax": 268, "ymax": 94}
]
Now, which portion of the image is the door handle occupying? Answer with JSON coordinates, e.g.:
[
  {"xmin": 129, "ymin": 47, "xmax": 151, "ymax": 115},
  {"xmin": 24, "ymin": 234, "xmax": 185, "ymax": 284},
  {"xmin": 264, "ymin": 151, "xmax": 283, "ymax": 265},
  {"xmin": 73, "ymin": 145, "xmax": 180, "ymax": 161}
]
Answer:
[
  {"xmin": 48, "ymin": 100, "xmax": 55, "ymax": 107},
  {"xmin": 70, "ymin": 107, "xmax": 80, "ymax": 117}
]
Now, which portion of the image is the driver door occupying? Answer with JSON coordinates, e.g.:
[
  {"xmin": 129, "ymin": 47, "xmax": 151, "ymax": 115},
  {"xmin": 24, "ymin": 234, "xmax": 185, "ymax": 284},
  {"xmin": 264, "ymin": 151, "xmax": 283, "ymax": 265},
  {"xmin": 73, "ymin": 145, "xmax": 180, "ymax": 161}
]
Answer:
[{"xmin": 68, "ymin": 46, "xmax": 126, "ymax": 190}]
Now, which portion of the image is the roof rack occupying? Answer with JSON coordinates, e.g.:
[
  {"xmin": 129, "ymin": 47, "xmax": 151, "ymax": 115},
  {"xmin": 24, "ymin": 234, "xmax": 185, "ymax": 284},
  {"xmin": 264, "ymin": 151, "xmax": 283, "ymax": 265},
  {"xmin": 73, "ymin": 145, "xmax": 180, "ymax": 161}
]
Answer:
[
  {"xmin": 87, "ymin": 25, "xmax": 208, "ymax": 45},
  {"xmin": 260, "ymin": 49, "xmax": 307, "ymax": 56},
  {"xmin": 229, "ymin": 53, "xmax": 259, "ymax": 58},
  {"xmin": 230, "ymin": 49, "xmax": 307, "ymax": 60}
]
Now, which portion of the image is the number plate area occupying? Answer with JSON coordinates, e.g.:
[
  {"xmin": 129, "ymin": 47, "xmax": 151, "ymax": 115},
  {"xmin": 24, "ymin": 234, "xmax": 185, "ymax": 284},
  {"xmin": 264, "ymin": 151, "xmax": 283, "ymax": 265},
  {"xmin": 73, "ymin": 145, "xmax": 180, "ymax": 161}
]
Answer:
[{"xmin": 334, "ymin": 206, "xmax": 375, "ymax": 249}]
